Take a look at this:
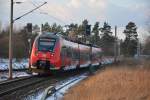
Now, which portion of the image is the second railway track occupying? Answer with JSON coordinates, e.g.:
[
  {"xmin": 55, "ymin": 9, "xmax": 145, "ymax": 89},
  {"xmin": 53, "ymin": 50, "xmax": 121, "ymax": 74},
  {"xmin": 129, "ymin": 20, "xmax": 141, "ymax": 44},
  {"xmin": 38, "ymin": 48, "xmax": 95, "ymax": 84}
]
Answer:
[{"xmin": 0, "ymin": 75, "xmax": 49, "ymax": 97}]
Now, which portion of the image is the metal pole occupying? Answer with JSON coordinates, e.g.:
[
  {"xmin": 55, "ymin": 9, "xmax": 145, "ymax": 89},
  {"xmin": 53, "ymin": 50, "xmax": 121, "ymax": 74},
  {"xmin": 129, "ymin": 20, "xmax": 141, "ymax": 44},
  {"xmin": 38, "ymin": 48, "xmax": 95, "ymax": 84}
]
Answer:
[
  {"xmin": 137, "ymin": 39, "xmax": 140, "ymax": 58},
  {"xmin": 41, "ymin": 24, "xmax": 43, "ymax": 34},
  {"xmin": 118, "ymin": 40, "xmax": 120, "ymax": 59},
  {"xmin": 9, "ymin": 0, "xmax": 13, "ymax": 79},
  {"xmin": 78, "ymin": 41, "xmax": 80, "ymax": 67},
  {"xmin": 8, "ymin": 1, "xmax": 47, "ymax": 79},
  {"xmin": 139, "ymin": 42, "xmax": 141, "ymax": 56},
  {"xmin": 114, "ymin": 26, "xmax": 117, "ymax": 62},
  {"xmin": 28, "ymin": 39, "xmax": 31, "ymax": 55}
]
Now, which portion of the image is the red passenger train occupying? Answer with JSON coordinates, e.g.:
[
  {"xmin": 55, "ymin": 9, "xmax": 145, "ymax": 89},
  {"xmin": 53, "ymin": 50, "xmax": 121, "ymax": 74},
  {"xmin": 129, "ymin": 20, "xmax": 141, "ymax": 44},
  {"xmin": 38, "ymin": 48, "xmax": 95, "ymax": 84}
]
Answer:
[{"xmin": 29, "ymin": 32, "xmax": 102, "ymax": 73}]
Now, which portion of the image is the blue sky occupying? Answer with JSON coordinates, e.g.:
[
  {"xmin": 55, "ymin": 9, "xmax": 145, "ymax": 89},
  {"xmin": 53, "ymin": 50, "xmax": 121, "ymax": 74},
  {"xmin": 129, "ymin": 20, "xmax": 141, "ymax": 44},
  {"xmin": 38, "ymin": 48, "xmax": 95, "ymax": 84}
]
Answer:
[{"xmin": 0, "ymin": 0, "xmax": 150, "ymax": 40}]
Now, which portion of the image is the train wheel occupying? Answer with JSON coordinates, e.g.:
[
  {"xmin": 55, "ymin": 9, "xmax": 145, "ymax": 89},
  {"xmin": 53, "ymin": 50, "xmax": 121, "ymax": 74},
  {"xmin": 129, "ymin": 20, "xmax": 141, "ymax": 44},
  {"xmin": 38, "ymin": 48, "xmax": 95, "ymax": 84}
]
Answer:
[
  {"xmin": 26, "ymin": 70, "xmax": 32, "ymax": 74},
  {"xmin": 50, "ymin": 70, "xmax": 62, "ymax": 76},
  {"xmin": 89, "ymin": 65, "xmax": 97, "ymax": 74},
  {"xmin": 96, "ymin": 63, "xmax": 101, "ymax": 69}
]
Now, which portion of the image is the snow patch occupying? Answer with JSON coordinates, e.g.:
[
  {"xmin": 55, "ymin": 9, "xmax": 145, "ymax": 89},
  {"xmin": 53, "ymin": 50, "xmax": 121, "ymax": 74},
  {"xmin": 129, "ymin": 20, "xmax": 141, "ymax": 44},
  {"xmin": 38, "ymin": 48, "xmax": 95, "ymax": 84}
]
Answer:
[
  {"xmin": 0, "ymin": 71, "xmax": 31, "ymax": 82},
  {"xmin": 25, "ymin": 73, "xmax": 87, "ymax": 100},
  {"xmin": 0, "ymin": 58, "xmax": 28, "ymax": 71}
]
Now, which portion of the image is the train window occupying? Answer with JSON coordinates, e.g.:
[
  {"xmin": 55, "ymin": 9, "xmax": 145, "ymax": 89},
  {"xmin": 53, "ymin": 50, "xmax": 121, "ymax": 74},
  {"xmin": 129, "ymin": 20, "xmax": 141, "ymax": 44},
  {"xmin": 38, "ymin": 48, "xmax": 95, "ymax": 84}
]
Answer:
[
  {"xmin": 72, "ymin": 49, "xmax": 79, "ymax": 60},
  {"xmin": 61, "ymin": 47, "xmax": 67, "ymax": 57},
  {"xmin": 38, "ymin": 38, "xmax": 56, "ymax": 52},
  {"xmin": 80, "ymin": 51, "xmax": 89, "ymax": 61},
  {"xmin": 66, "ymin": 47, "xmax": 72, "ymax": 58}
]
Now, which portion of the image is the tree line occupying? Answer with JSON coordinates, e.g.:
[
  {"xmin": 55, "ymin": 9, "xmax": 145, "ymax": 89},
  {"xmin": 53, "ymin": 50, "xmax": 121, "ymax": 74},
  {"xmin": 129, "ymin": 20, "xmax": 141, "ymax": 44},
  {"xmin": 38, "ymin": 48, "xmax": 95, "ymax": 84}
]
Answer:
[{"xmin": 0, "ymin": 19, "xmax": 149, "ymax": 58}]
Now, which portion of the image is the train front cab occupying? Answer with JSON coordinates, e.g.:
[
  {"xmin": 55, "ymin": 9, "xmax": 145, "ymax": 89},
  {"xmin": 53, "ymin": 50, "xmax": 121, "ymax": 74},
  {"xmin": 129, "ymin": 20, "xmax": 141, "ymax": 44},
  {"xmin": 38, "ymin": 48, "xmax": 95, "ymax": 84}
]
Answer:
[{"xmin": 29, "ymin": 34, "xmax": 61, "ymax": 73}]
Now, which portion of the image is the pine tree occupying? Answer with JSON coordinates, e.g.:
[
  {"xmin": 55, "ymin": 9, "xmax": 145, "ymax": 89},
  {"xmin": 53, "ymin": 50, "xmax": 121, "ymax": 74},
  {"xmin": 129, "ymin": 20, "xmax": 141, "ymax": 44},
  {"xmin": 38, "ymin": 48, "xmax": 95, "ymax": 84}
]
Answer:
[
  {"xmin": 48, "ymin": 23, "xmax": 64, "ymax": 34},
  {"xmin": 100, "ymin": 22, "xmax": 112, "ymax": 36},
  {"xmin": 42, "ymin": 22, "xmax": 51, "ymax": 32},
  {"xmin": 32, "ymin": 24, "xmax": 40, "ymax": 34},
  {"xmin": 122, "ymin": 22, "xmax": 138, "ymax": 56},
  {"xmin": 124, "ymin": 22, "xmax": 138, "ymax": 40},
  {"xmin": 81, "ymin": 19, "xmax": 89, "ymax": 34},
  {"xmin": 100, "ymin": 22, "xmax": 115, "ymax": 56},
  {"xmin": 92, "ymin": 22, "xmax": 100, "ymax": 45},
  {"xmin": 77, "ymin": 19, "xmax": 89, "ymax": 43}
]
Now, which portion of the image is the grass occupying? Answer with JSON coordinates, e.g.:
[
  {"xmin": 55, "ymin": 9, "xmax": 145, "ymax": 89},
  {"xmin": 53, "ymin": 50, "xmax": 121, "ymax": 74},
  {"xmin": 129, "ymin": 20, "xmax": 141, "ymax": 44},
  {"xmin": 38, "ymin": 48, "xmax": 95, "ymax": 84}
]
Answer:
[{"xmin": 63, "ymin": 60, "xmax": 150, "ymax": 100}]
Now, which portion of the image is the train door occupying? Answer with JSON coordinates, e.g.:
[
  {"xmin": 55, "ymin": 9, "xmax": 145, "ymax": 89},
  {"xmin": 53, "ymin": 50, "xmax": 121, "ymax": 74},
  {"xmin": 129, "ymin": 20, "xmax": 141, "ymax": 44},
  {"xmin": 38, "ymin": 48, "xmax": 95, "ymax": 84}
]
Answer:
[{"xmin": 61, "ymin": 46, "xmax": 67, "ymax": 67}]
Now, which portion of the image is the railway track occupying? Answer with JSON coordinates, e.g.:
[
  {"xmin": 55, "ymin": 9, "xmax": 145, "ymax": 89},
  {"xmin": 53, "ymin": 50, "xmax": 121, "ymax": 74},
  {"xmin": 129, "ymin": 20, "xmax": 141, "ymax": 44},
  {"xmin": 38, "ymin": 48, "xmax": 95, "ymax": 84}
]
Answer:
[
  {"xmin": 0, "ymin": 76, "xmax": 33, "ymax": 86},
  {"xmin": 0, "ymin": 67, "xmax": 97, "ymax": 99},
  {"xmin": 0, "ymin": 75, "xmax": 49, "ymax": 97},
  {"xmin": 0, "ymin": 68, "xmax": 28, "ymax": 72}
]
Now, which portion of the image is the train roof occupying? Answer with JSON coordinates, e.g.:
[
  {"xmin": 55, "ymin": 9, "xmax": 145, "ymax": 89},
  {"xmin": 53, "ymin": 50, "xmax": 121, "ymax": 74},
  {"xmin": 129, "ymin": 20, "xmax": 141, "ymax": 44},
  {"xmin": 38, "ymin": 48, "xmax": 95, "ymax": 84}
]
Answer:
[
  {"xmin": 38, "ymin": 32, "xmax": 101, "ymax": 49},
  {"xmin": 38, "ymin": 32, "xmax": 60, "ymax": 39}
]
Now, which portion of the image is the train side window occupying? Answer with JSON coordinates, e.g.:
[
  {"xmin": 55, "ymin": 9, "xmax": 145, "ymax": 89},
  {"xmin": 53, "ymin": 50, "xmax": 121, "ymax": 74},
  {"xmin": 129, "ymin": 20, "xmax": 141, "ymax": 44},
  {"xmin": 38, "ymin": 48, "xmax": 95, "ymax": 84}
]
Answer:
[
  {"xmin": 67, "ymin": 47, "xmax": 72, "ymax": 58},
  {"xmin": 61, "ymin": 46, "xmax": 67, "ymax": 56},
  {"xmin": 72, "ymin": 49, "xmax": 76, "ymax": 60},
  {"xmin": 61, "ymin": 47, "xmax": 67, "ymax": 57},
  {"xmin": 76, "ymin": 50, "xmax": 80, "ymax": 59},
  {"xmin": 73, "ymin": 50, "xmax": 79, "ymax": 60},
  {"xmin": 99, "ymin": 52, "xmax": 102, "ymax": 58},
  {"xmin": 66, "ymin": 48, "xmax": 69, "ymax": 57},
  {"xmin": 82, "ymin": 52, "xmax": 88, "ymax": 60}
]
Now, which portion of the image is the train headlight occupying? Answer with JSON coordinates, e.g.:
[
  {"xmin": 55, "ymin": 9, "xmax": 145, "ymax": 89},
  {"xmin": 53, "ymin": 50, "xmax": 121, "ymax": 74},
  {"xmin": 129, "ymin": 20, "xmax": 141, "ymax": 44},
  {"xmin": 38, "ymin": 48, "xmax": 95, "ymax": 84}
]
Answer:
[{"xmin": 51, "ymin": 53, "xmax": 54, "ymax": 57}]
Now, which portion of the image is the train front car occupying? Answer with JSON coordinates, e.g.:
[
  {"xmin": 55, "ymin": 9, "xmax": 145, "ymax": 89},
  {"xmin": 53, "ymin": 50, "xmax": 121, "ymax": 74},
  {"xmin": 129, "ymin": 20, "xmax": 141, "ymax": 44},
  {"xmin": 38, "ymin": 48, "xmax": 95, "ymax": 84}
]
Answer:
[{"xmin": 29, "ymin": 33, "xmax": 61, "ymax": 73}]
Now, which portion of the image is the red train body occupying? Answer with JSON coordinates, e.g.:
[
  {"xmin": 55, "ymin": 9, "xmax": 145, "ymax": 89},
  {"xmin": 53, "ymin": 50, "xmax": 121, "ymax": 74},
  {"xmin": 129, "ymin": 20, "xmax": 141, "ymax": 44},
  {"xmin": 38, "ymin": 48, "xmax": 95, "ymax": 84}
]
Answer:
[{"xmin": 29, "ymin": 32, "xmax": 102, "ymax": 73}]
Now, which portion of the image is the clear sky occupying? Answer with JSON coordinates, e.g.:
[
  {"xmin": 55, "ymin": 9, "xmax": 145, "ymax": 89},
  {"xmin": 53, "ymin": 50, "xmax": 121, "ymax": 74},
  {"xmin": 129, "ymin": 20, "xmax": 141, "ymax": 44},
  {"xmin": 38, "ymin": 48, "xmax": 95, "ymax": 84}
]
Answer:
[{"xmin": 0, "ymin": 0, "xmax": 150, "ymax": 40}]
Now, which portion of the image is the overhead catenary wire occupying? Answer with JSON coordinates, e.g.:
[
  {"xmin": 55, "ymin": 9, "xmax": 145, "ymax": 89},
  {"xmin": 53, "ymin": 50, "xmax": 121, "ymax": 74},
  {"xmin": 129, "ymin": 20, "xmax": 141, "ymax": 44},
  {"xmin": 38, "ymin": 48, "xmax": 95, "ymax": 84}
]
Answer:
[
  {"xmin": 13, "ymin": 2, "xmax": 47, "ymax": 23},
  {"xmin": 30, "ymin": 1, "xmax": 67, "ymax": 25}
]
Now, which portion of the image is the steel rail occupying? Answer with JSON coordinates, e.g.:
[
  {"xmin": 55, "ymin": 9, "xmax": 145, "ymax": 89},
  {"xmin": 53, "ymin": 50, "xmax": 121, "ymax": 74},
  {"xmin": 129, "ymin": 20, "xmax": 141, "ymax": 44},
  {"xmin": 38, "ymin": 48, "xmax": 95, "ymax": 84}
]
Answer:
[
  {"xmin": 0, "ymin": 76, "xmax": 33, "ymax": 86},
  {"xmin": 0, "ymin": 76, "xmax": 46, "ymax": 97},
  {"xmin": 41, "ymin": 76, "xmax": 84, "ymax": 100},
  {"xmin": 0, "ymin": 68, "xmax": 28, "ymax": 72}
]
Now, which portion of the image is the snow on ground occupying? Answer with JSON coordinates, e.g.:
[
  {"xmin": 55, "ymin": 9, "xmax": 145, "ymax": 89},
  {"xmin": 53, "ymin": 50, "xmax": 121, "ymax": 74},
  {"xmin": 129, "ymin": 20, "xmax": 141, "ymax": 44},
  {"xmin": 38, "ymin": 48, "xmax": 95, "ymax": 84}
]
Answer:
[
  {"xmin": 0, "ymin": 57, "xmax": 114, "ymax": 82},
  {"xmin": 101, "ymin": 57, "xmax": 114, "ymax": 65},
  {"xmin": 0, "ymin": 58, "xmax": 28, "ymax": 71},
  {"xmin": 0, "ymin": 57, "xmax": 114, "ymax": 71},
  {"xmin": 45, "ymin": 74, "xmax": 87, "ymax": 100},
  {"xmin": 0, "ymin": 58, "xmax": 114, "ymax": 71},
  {"xmin": 0, "ymin": 58, "xmax": 30, "ymax": 81},
  {"xmin": 0, "ymin": 71, "xmax": 31, "ymax": 81},
  {"xmin": 24, "ymin": 73, "xmax": 88, "ymax": 100}
]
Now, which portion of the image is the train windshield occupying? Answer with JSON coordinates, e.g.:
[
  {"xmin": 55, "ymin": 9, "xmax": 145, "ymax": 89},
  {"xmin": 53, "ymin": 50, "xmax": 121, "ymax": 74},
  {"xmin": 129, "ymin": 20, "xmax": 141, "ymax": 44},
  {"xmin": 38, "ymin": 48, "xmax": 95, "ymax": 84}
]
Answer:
[{"xmin": 38, "ymin": 38, "xmax": 56, "ymax": 52}]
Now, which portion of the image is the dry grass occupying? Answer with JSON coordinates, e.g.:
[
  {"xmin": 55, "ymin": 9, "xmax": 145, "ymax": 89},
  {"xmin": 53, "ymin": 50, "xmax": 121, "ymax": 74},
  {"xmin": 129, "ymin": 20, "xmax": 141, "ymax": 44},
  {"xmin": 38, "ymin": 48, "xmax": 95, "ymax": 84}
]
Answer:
[{"xmin": 63, "ymin": 60, "xmax": 150, "ymax": 100}]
